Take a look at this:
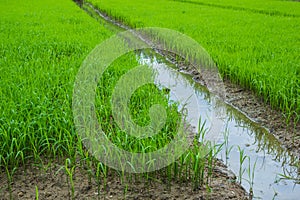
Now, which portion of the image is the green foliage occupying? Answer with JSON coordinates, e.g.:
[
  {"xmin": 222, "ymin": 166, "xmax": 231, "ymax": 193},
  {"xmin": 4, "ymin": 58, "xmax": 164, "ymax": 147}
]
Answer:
[
  {"xmin": 0, "ymin": 0, "xmax": 111, "ymax": 167},
  {"xmin": 173, "ymin": 0, "xmax": 300, "ymax": 17},
  {"xmin": 0, "ymin": 0, "xmax": 214, "ymax": 195},
  {"xmin": 95, "ymin": 53, "xmax": 181, "ymax": 153},
  {"xmin": 88, "ymin": 0, "xmax": 300, "ymax": 120}
]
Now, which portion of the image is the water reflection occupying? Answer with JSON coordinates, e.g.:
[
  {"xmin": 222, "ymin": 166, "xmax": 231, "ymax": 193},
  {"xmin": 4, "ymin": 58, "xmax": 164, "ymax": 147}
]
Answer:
[{"xmin": 137, "ymin": 51, "xmax": 300, "ymax": 200}]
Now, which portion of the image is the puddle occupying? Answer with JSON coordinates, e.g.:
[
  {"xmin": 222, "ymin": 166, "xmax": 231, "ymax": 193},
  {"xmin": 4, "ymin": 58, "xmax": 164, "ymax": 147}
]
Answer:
[{"xmin": 138, "ymin": 51, "xmax": 300, "ymax": 200}]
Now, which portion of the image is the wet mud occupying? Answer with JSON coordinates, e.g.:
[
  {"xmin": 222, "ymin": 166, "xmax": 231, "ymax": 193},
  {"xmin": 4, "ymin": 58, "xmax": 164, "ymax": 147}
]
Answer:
[{"xmin": 0, "ymin": 160, "xmax": 247, "ymax": 200}]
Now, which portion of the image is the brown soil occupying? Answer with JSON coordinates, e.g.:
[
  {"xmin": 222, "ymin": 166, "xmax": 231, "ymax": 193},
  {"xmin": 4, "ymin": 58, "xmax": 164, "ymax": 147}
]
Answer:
[
  {"xmin": 0, "ymin": 159, "xmax": 247, "ymax": 200},
  {"xmin": 223, "ymin": 80, "xmax": 299, "ymax": 153}
]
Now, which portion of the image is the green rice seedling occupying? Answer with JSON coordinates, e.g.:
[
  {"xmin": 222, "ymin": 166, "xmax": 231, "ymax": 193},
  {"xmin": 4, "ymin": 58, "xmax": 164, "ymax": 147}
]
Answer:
[
  {"xmin": 96, "ymin": 162, "xmax": 108, "ymax": 195},
  {"xmin": 95, "ymin": 162, "xmax": 102, "ymax": 197},
  {"xmin": 246, "ymin": 157, "xmax": 257, "ymax": 199},
  {"xmin": 205, "ymin": 143, "xmax": 223, "ymax": 185},
  {"xmin": 1, "ymin": 155, "xmax": 16, "ymax": 200},
  {"xmin": 237, "ymin": 146, "xmax": 247, "ymax": 184},
  {"xmin": 180, "ymin": 151, "xmax": 191, "ymax": 183},
  {"xmin": 196, "ymin": 117, "xmax": 208, "ymax": 143},
  {"xmin": 223, "ymin": 128, "xmax": 234, "ymax": 165},
  {"xmin": 123, "ymin": 183, "xmax": 129, "ymax": 199},
  {"xmin": 205, "ymin": 147, "xmax": 214, "ymax": 185},
  {"xmin": 35, "ymin": 186, "xmax": 39, "ymax": 200},
  {"xmin": 192, "ymin": 150, "xmax": 206, "ymax": 189},
  {"xmin": 177, "ymin": 156, "xmax": 184, "ymax": 182},
  {"xmin": 65, "ymin": 158, "xmax": 76, "ymax": 200},
  {"xmin": 168, "ymin": 165, "xmax": 172, "ymax": 189},
  {"xmin": 86, "ymin": 166, "xmax": 94, "ymax": 185},
  {"xmin": 173, "ymin": 160, "xmax": 179, "ymax": 179}
]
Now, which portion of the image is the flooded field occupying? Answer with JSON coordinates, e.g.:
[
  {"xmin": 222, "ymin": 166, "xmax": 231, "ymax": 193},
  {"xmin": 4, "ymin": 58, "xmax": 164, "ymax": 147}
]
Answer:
[
  {"xmin": 138, "ymin": 52, "xmax": 300, "ymax": 199},
  {"xmin": 1, "ymin": 0, "xmax": 299, "ymax": 199}
]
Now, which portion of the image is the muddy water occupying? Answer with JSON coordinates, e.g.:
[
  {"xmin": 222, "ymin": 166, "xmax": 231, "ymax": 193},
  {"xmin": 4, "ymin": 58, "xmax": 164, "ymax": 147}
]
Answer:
[{"xmin": 138, "ymin": 52, "xmax": 300, "ymax": 200}]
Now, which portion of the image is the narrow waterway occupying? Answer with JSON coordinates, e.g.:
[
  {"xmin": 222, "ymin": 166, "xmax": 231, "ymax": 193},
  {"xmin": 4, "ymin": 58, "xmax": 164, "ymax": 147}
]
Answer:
[{"xmin": 138, "ymin": 51, "xmax": 299, "ymax": 200}]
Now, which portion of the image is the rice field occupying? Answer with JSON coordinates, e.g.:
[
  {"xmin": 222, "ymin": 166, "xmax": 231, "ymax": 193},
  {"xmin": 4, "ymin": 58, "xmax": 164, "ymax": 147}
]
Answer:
[
  {"xmin": 0, "ymin": 0, "xmax": 220, "ymax": 198},
  {"xmin": 1, "ymin": 0, "xmax": 299, "ymax": 199},
  {"xmin": 0, "ymin": 0, "xmax": 112, "ymax": 168},
  {"xmin": 88, "ymin": 0, "xmax": 300, "ymax": 122}
]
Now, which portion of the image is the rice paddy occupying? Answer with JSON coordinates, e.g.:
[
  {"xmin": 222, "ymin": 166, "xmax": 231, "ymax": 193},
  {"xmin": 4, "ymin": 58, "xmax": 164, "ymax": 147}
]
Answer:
[
  {"xmin": 88, "ymin": 0, "xmax": 300, "ymax": 123},
  {"xmin": 1, "ymin": 0, "xmax": 299, "ymax": 199},
  {"xmin": 0, "ymin": 0, "xmax": 223, "ymax": 199}
]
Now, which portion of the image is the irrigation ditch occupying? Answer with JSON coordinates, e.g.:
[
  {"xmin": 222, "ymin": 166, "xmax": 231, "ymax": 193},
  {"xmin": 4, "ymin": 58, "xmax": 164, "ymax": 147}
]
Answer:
[{"xmin": 78, "ymin": 1, "xmax": 300, "ymax": 199}]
